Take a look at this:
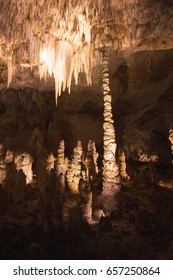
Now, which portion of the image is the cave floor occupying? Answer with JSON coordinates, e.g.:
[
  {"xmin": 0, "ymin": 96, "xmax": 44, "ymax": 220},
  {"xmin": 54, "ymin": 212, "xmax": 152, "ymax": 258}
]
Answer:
[{"xmin": 0, "ymin": 180, "xmax": 173, "ymax": 260}]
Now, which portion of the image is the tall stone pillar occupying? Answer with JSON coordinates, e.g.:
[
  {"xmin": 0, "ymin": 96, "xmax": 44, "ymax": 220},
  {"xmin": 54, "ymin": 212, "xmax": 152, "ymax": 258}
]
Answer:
[{"xmin": 101, "ymin": 47, "xmax": 121, "ymax": 212}]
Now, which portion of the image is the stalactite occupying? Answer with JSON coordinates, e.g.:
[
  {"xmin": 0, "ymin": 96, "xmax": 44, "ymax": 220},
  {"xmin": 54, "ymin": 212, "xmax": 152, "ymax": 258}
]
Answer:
[
  {"xmin": 101, "ymin": 47, "xmax": 121, "ymax": 212},
  {"xmin": 85, "ymin": 140, "xmax": 98, "ymax": 181},
  {"xmin": 118, "ymin": 148, "xmax": 130, "ymax": 180},
  {"xmin": 169, "ymin": 125, "xmax": 173, "ymax": 164},
  {"xmin": 66, "ymin": 140, "xmax": 83, "ymax": 194},
  {"xmin": 1, "ymin": 0, "xmax": 113, "ymax": 100}
]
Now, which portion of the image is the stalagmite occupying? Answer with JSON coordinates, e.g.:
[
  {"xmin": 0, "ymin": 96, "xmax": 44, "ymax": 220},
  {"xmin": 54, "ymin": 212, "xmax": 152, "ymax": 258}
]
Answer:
[
  {"xmin": 55, "ymin": 140, "xmax": 68, "ymax": 193},
  {"xmin": 85, "ymin": 140, "xmax": 98, "ymax": 181},
  {"xmin": 66, "ymin": 141, "xmax": 83, "ymax": 194},
  {"xmin": 79, "ymin": 178, "xmax": 92, "ymax": 223},
  {"xmin": 0, "ymin": 144, "xmax": 6, "ymax": 185},
  {"xmin": 5, "ymin": 150, "xmax": 14, "ymax": 164},
  {"xmin": 46, "ymin": 153, "xmax": 55, "ymax": 173},
  {"xmin": 55, "ymin": 140, "xmax": 65, "ymax": 177},
  {"xmin": 169, "ymin": 125, "xmax": 173, "ymax": 164},
  {"xmin": 101, "ymin": 47, "xmax": 121, "ymax": 212},
  {"xmin": 14, "ymin": 153, "xmax": 33, "ymax": 184},
  {"xmin": 118, "ymin": 148, "xmax": 130, "ymax": 180}
]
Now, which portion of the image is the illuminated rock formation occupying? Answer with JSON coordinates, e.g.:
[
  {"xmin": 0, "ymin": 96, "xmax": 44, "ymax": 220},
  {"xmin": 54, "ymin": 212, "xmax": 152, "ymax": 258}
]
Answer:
[
  {"xmin": 46, "ymin": 153, "xmax": 55, "ymax": 173},
  {"xmin": 85, "ymin": 140, "xmax": 98, "ymax": 181},
  {"xmin": 0, "ymin": 144, "xmax": 6, "ymax": 185},
  {"xmin": 5, "ymin": 150, "xmax": 14, "ymax": 164},
  {"xmin": 101, "ymin": 47, "xmax": 120, "ymax": 212},
  {"xmin": 55, "ymin": 140, "xmax": 65, "ymax": 177},
  {"xmin": 55, "ymin": 140, "xmax": 69, "ymax": 193},
  {"xmin": 0, "ymin": 1, "xmax": 104, "ymax": 101},
  {"xmin": 79, "ymin": 178, "xmax": 92, "ymax": 223},
  {"xmin": 118, "ymin": 149, "xmax": 130, "ymax": 181},
  {"xmin": 169, "ymin": 126, "xmax": 173, "ymax": 164},
  {"xmin": 14, "ymin": 153, "xmax": 33, "ymax": 184},
  {"xmin": 67, "ymin": 141, "xmax": 83, "ymax": 194}
]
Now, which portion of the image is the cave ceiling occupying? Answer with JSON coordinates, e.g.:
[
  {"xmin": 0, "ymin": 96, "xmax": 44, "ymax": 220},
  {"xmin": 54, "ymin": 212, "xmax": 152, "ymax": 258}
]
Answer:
[{"xmin": 0, "ymin": 0, "xmax": 173, "ymax": 130}]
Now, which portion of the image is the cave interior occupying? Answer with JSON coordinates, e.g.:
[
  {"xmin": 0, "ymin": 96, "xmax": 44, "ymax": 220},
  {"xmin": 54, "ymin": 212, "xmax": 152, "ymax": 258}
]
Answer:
[{"xmin": 0, "ymin": 0, "xmax": 173, "ymax": 260}]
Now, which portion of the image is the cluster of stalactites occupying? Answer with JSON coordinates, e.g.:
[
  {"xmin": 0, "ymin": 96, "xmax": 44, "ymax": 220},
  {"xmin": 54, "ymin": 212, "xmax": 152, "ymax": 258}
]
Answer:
[{"xmin": 1, "ymin": 0, "xmax": 112, "ymax": 102}]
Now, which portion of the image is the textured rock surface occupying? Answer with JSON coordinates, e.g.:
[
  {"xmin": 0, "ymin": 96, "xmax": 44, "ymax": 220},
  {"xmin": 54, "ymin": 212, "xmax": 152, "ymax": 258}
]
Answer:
[
  {"xmin": 102, "ymin": 48, "xmax": 120, "ymax": 200},
  {"xmin": 67, "ymin": 141, "xmax": 83, "ymax": 193},
  {"xmin": 169, "ymin": 127, "xmax": 173, "ymax": 164},
  {"xmin": 0, "ymin": 1, "xmax": 173, "ymax": 92},
  {"xmin": 85, "ymin": 140, "xmax": 98, "ymax": 181}
]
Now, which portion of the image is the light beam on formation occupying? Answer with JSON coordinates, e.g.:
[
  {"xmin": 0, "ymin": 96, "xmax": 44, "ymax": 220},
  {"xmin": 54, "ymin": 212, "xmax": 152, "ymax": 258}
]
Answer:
[{"xmin": 38, "ymin": 8, "xmax": 95, "ymax": 102}]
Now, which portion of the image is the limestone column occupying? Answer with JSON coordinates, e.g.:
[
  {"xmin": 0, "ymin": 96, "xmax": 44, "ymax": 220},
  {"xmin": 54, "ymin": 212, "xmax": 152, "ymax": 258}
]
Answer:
[{"xmin": 102, "ymin": 47, "xmax": 121, "ymax": 210}]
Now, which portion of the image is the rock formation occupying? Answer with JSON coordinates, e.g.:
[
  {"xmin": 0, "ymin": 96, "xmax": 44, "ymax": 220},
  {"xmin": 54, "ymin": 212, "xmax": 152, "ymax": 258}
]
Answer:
[
  {"xmin": 169, "ymin": 126, "xmax": 173, "ymax": 164},
  {"xmin": 85, "ymin": 140, "xmax": 98, "ymax": 182},
  {"xmin": 14, "ymin": 153, "xmax": 33, "ymax": 184},
  {"xmin": 118, "ymin": 149, "xmax": 130, "ymax": 181},
  {"xmin": 5, "ymin": 150, "xmax": 14, "ymax": 163},
  {"xmin": 0, "ymin": 144, "xmax": 6, "ymax": 185},
  {"xmin": 101, "ymin": 47, "xmax": 120, "ymax": 212},
  {"xmin": 46, "ymin": 153, "xmax": 55, "ymax": 173},
  {"xmin": 79, "ymin": 178, "xmax": 92, "ymax": 223},
  {"xmin": 67, "ymin": 141, "xmax": 83, "ymax": 194},
  {"xmin": 0, "ymin": 0, "xmax": 173, "ymax": 261},
  {"xmin": 55, "ymin": 140, "xmax": 65, "ymax": 177}
]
